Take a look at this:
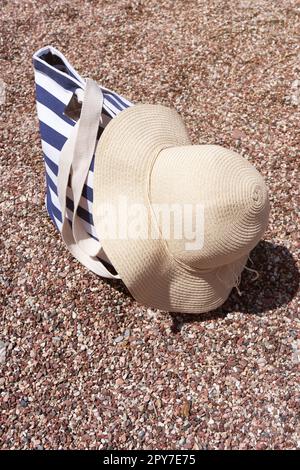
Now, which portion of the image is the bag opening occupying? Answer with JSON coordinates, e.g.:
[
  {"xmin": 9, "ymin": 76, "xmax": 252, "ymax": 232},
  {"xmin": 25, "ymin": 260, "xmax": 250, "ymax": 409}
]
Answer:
[{"xmin": 39, "ymin": 50, "xmax": 70, "ymax": 75}]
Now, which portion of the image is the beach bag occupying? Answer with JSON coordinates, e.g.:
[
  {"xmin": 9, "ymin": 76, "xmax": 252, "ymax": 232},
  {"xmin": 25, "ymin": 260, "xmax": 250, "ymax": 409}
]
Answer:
[{"xmin": 32, "ymin": 46, "xmax": 133, "ymax": 278}]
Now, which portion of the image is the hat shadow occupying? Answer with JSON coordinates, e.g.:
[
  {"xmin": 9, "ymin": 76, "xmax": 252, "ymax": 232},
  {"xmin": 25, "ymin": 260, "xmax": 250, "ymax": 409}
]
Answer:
[
  {"xmin": 169, "ymin": 240, "xmax": 299, "ymax": 330},
  {"xmin": 104, "ymin": 241, "xmax": 299, "ymax": 327}
]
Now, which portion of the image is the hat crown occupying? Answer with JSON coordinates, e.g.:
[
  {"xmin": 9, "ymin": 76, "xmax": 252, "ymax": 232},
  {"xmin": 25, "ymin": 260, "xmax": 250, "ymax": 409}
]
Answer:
[{"xmin": 150, "ymin": 145, "xmax": 270, "ymax": 270}]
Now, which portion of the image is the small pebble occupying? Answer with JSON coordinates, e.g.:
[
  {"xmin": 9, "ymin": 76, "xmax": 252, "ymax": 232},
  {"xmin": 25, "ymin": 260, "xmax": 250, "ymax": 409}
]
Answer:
[
  {"xmin": 0, "ymin": 341, "xmax": 6, "ymax": 364},
  {"xmin": 20, "ymin": 398, "xmax": 29, "ymax": 408},
  {"xmin": 114, "ymin": 335, "xmax": 124, "ymax": 344}
]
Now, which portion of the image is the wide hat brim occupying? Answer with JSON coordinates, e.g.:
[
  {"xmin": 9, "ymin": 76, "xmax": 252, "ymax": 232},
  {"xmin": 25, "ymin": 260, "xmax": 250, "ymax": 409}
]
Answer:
[{"xmin": 93, "ymin": 104, "xmax": 249, "ymax": 313}]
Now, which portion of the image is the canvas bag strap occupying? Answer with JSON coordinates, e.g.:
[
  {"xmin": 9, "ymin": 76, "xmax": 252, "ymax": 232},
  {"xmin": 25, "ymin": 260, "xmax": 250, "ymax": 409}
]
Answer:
[{"xmin": 57, "ymin": 79, "xmax": 119, "ymax": 279}]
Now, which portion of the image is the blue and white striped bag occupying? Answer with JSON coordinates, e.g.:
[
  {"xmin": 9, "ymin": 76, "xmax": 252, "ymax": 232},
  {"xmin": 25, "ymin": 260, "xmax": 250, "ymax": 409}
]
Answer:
[{"xmin": 33, "ymin": 46, "xmax": 133, "ymax": 278}]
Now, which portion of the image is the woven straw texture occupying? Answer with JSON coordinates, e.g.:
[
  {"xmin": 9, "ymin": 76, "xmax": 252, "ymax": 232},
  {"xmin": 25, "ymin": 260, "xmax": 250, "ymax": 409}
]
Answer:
[{"xmin": 93, "ymin": 104, "xmax": 269, "ymax": 313}]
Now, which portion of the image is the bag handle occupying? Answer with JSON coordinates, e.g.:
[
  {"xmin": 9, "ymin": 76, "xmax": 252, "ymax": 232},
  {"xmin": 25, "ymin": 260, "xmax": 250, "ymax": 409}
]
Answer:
[{"xmin": 57, "ymin": 79, "xmax": 120, "ymax": 279}]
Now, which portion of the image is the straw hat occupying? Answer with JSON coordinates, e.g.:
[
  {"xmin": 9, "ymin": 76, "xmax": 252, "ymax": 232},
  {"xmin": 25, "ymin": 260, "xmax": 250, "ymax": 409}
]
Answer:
[{"xmin": 93, "ymin": 104, "xmax": 269, "ymax": 314}]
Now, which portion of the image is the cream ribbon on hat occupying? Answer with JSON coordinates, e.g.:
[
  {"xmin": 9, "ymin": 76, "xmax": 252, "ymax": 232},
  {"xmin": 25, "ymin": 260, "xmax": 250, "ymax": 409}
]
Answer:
[{"xmin": 57, "ymin": 78, "xmax": 119, "ymax": 279}]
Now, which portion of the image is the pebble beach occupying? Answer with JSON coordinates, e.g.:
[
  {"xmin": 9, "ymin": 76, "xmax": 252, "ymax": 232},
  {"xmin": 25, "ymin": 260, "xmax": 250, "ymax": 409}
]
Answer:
[{"xmin": 0, "ymin": 0, "xmax": 299, "ymax": 450}]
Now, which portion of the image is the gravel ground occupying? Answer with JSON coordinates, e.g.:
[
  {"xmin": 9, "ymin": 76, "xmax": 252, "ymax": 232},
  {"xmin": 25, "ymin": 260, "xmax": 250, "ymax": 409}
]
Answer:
[{"xmin": 1, "ymin": 0, "xmax": 299, "ymax": 450}]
